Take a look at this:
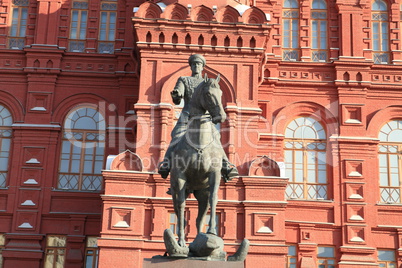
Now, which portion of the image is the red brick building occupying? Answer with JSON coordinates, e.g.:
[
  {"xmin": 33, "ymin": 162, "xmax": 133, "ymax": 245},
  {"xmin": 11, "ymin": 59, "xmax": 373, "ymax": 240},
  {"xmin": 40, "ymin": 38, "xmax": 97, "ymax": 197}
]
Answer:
[{"xmin": 1, "ymin": 0, "xmax": 402, "ymax": 267}]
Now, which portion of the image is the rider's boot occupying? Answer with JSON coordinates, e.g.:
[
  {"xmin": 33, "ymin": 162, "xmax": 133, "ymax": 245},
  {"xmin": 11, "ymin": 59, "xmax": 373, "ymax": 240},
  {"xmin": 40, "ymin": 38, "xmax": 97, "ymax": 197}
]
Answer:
[
  {"xmin": 158, "ymin": 159, "xmax": 170, "ymax": 179},
  {"xmin": 221, "ymin": 159, "xmax": 239, "ymax": 182}
]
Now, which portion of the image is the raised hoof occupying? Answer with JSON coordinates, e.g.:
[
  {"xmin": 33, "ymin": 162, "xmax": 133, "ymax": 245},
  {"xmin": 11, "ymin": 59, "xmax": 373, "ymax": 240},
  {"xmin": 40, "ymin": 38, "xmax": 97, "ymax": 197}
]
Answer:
[
  {"xmin": 163, "ymin": 229, "xmax": 189, "ymax": 257},
  {"xmin": 166, "ymin": 188, "xmax": 172, "ymax": 195},
  {"xmin": 158, "ymin": 161, "xmax": 170, "ymax": 179},
  {"xmin": 227, "ymin": 238, "xmax": 250, "ymax": 262},
  {"xmin": 221, "ymin": 163, "xmax": 239, "ymax": 182}
]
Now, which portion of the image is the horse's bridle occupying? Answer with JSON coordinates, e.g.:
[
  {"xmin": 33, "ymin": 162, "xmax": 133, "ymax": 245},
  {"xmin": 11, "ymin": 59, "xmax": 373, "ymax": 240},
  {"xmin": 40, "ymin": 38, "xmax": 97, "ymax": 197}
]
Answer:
[{"xmin": 188, "ymin": 80, "xmax": 221, "ymax": 121}]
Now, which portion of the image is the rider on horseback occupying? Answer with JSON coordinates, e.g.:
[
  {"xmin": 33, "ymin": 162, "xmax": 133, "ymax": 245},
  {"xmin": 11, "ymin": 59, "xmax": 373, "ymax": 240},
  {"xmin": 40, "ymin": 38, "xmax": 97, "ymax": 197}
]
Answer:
[{"xmin": 158, "ymin": 54, "xmax": 238, "ymax": 182}]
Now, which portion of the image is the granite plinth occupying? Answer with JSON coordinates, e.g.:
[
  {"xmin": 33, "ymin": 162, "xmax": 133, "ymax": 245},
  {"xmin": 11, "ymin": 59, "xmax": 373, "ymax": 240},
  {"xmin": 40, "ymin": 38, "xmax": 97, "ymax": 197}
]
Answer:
[{"xmin": 143, "ymin": 257, "xmax": 244, "ymax": 268}]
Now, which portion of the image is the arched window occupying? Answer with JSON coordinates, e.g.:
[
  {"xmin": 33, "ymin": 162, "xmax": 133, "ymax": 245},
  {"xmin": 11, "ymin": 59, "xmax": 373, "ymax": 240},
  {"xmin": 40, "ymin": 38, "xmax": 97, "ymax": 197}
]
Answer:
[
  {"xmin": 58, "ymin": 107, "xmax": 105, "ymax": 191},
  {"xmin": 311, "ymin": 0, "xmax": 328, "ymax": 62},
  {"xmin": 284, "ymin": 117, "xmax": 327, "ymax": 200},
  {"xmin": 283, "ymin": 0, "xmax": 299, "ymax": 61},
  {"xmin": 372, "ymin": 0, "xmax": 389, "ymax": 64},
  {"xmin": 0, "ymin": 105, "xmax": 12, "ymax": 188},
  {"xmin": 378, "ymin": 120, "xmax": 402, "ymax": 203}
]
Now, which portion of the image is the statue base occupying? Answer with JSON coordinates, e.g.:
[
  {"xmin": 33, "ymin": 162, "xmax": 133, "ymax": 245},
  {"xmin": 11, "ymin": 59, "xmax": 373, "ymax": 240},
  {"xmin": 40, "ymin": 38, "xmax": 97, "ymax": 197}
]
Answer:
[
  {"xmin": 143, "ymin": 257, "xmax": 244, "ymax": 268},
  {"xmin": 163, "ymin": 229, "xmax": 249, "ymax": 261}
]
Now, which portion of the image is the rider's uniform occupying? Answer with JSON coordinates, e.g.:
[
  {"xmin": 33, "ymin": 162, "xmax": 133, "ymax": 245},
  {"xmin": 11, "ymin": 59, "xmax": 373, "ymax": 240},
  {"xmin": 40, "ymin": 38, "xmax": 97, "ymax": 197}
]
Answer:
[{"xmin": 165, "ymin": 76, "xmax": 204, "ymax": 157}]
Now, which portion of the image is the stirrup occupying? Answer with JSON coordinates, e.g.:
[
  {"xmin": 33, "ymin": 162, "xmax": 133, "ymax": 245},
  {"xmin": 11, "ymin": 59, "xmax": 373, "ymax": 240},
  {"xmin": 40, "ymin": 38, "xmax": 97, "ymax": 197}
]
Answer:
[
  {"xmin": 222, "ymin": 162, "xmax": 239, "ymax": 182},
  {"xmin": 158, "ymin": 160, "xmax": 170, "ymax": 179}
]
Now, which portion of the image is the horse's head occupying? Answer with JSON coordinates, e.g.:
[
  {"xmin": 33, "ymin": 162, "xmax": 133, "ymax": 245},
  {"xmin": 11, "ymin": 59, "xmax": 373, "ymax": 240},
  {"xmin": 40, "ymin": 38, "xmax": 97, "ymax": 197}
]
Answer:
[{"xmin": 201, "ymin": 74, "xmax": 227, "ymax": 124}]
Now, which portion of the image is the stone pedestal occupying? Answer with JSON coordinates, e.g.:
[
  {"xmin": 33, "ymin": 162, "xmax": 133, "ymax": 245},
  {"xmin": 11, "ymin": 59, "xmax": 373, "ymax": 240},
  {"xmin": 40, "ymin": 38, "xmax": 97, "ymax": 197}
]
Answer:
[{"xmin": 143, "ymin": 258, "xmax": 244, "ymax": 268}]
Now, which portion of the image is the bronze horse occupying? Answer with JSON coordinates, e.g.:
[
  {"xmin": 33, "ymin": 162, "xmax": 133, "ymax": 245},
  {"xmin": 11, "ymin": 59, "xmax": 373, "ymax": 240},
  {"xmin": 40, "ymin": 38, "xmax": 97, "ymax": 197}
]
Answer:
[{"xmin": 169, "ymin": 74, "xmax": 226, "ymax": 248}]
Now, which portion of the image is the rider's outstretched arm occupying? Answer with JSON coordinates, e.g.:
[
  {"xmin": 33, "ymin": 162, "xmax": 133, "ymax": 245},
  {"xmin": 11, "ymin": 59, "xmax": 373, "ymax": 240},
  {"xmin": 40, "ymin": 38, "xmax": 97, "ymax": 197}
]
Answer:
[{"xmin": 171, "ymin": 78, "xmax": 185, "ymax": 105}]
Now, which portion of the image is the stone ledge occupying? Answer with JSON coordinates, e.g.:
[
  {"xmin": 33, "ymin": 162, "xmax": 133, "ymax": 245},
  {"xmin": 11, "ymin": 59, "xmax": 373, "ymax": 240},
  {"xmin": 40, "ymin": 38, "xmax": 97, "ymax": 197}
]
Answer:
[{"xmin": 143, "ymin": 257, "xmax": 244, "ymax": 268}]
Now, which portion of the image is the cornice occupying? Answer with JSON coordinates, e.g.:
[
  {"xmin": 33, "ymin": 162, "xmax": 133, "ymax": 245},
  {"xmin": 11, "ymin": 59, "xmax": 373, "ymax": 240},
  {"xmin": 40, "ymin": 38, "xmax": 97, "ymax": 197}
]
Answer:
[{"xmin": 132, "ymin": 3, "xmax": 270, "ymax": 55}]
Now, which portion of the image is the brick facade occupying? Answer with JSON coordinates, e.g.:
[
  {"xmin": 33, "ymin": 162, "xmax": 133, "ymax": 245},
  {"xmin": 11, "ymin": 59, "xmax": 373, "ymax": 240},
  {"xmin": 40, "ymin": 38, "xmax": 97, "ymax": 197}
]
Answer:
[{"xmin": 0, "ymin": 0, "xmax": 402, "ymax": 267}]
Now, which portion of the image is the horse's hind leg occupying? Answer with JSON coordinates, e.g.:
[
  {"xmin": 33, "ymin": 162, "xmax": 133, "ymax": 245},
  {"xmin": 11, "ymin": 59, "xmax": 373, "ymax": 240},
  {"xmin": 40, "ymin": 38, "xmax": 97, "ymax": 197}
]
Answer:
[
  {"xmin": 193, "ymin": 188, "xmax": 210, "ymax": 234},
  {"xmin": 207, "ymin": 172, "xmax": 221, "ymax": 235},
  {"xmin": 172, "ymin": 175, "xmax": 187, "ymax": 247}
]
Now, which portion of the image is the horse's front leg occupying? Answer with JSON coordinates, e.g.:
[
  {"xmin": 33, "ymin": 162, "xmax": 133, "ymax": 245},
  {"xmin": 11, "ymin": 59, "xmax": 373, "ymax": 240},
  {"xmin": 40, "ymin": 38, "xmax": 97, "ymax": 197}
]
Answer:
[
  {"xmin": 193, "ymin": 188, "xmax": 210, "ymax": 233},
  {"xmin": 207, "ymin": 171, "xmax": 221, "ymax": 235},
  {"xmin": 172, "ymin": 175, "xmax": 187, "ymax": 247}
]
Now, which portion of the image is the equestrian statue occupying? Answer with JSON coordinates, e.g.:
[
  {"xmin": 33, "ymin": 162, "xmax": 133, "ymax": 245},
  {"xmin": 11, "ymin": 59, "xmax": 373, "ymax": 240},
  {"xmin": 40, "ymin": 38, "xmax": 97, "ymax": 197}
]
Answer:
[
  {"xmin": 158, "ymin": 54, "xmax": 238, "ymax": 182},
  {"xmin": 158, "ymin": 55, "xmax": 248, "ymax": 261}
]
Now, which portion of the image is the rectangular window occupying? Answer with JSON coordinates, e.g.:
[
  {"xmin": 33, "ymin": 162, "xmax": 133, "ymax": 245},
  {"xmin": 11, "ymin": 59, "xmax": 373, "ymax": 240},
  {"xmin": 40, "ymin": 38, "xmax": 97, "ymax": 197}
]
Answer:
[
  {"xmin": 317, "ymin": 246, "xmax": 335, "ymax": 268},
  {"xmin": 0, "ymin": 234, "xmax": 5, "ymax": 268},
  {"xmin": 98, "ymin": 1, "xmax": 117, "ymax": 54},
  {"xmin": 44, "ymin": 236, "xmax": 67, "ymax": 268},
  {"xmin": 287, "ymin": 245, "xmax": 297, "ymax": 268},
  {"xmin": 400, "ymin": 4, "xmax": 402, "ymax": 33},
  {"xmin": 69, "ymin": 1, "xmax": 88, "ymax": 52},
  {"xmin": 373, "ymin": 21, "xmax": 388, "ymax": 52},
  {"xmin": 10, "ymin": 7, "xmax": 28, "ymax": 37},
  {"xmin": 372, "ymin": 9, "xmax": 389, "ymax": 63},
  {"xmin": 85, "ymin": 237, "xmax": 99, "ymax": 268},
  {"xmin": 9, "ymin": 0, "xmax": 29, "ymax": 49},
  {"xmin": 282, "ymin": 8, "xmax": 299, "ymax": 61},
  {"xmin": 285, "ymin": 141, "xmax": 327, "ymax": 199},
  {"xmin": 58, "ymin": 108, "xmax": 105, "ymax": 192},
  {"xmin": 311, "ymin": 11, "xmax": 328, "ymax": 62},
  {"xmin": 378, "ymin": 144, "xmax": 402, "ymax": 203},
  {"xmin": 99, "ymin": 12, "xmax": 116, "ymax": 41},
  {"xmin": 0, "ymin": 128, "xmax": 12, "ymax": 188},
  {"xmin": 168, "ymin": 212, "xmax": 178, "ymax": 235},
  {"xmin": 58, "ymin": 133, "xmax": 105, "ymax": 191},
  {"xmin": 378, "ymin": 249, "xmax": 396, "ymax": 268}
]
